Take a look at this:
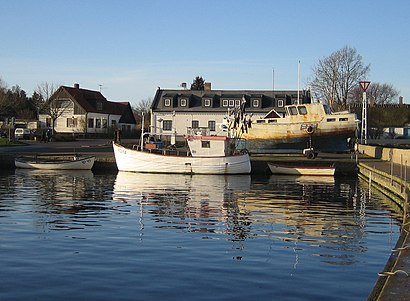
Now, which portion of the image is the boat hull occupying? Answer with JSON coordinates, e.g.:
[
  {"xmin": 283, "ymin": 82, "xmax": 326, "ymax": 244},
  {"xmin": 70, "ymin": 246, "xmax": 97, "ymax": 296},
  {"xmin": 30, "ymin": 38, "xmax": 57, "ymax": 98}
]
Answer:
[
  {"xmin": 268, "ymin": 163, "xmax": 335, "ymax": 176},
  {"xmin": 241, "ymin": 132, "xmax": 353, "ymax": 153},
  {"xmin": 15, "ymin": 156, "xmax": 95, "ymax": 170},
  {"xmin": 113, "ymin": 143, "xmax": 251, "ymax": 174}
]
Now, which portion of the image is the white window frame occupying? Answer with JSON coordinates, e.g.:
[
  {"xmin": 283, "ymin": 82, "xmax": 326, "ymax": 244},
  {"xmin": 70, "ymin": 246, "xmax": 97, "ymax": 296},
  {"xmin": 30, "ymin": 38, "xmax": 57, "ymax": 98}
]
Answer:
[
  {"xmin": 222, "ymin": 99, "xmax": 228, "ymax": 107},
  {"xmin": 204, "ymin": 99, "xmax": 211, "ymax": 107},
  {"xmin": 229, "ymin": 100, "xmax": 234, "ymax": 107},
  {"xmin": 235, "ymin": 99, "xmax": 241, "ymax": 107},
  {"xmin": 253, "ymin": 99, "xmax": 259, "ymax": 107},
  {"xmin": 180, "ymin": 98, "xmax": 187, "ymax": 107},
  {"xmin": 164, "ymin": 98, "xmax": 171, "ymax": 107},
  {"xmin": 277, "ymin": 99, "xmax": 284, "ymax": 107}
]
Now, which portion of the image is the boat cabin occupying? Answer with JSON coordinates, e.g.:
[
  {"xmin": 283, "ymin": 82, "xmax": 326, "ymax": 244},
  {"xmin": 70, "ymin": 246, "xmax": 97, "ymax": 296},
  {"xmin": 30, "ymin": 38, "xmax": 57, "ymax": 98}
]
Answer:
[{"xmin": 185, "ymin": 128, "xmax": 238, "ymax": 157}]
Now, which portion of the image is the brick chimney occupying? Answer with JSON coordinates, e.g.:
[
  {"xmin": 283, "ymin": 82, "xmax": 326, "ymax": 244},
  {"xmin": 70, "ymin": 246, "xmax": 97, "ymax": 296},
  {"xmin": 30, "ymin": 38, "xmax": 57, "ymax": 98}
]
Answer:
[
  {"xmin": 74, "ymin": 83, "xmax": 80, "ymax": 89},
  {"xmin": 204, "ymin": 82, "xmax": 212, "ymax": 91}
]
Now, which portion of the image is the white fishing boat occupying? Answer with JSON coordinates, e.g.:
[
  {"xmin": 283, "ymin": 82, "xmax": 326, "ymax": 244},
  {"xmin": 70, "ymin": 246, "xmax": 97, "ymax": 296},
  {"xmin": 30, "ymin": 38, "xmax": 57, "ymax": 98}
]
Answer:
[
  {"xmin": 237, "ymin": 103, "xmax": 358, "ymax": 154},
  {"xmin": 268, "ymin": 162, "xmax": 335, "ymax": 176},
  {"xmin": 113, "ymin": 130, "xmax": 250, "ymax": 174},
  {"xmin": 15, "ymin": 156, "xmax": 95, "ymax": 170}
]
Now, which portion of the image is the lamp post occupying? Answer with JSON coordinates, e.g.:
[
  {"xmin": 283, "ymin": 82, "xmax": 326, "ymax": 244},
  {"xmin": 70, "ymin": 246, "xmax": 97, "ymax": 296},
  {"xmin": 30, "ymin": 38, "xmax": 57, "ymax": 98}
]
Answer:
[{"xmin": 359, "ymin": 81, "xmax": 371, "ymax": 144}]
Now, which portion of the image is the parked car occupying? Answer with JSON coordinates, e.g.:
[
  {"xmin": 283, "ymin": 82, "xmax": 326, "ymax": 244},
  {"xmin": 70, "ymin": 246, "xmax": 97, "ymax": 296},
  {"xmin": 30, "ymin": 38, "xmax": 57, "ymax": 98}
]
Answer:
[{"xmin": 14, "ymin": 128, "xmax": 31, "ymax": 140}]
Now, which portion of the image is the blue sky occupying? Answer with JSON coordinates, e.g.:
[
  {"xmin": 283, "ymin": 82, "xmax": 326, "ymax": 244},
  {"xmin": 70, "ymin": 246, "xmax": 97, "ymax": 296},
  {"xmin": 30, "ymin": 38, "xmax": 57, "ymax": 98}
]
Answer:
[{"xmin": 1, "ymin": 0, "xmax": 409, "ymax": 106}]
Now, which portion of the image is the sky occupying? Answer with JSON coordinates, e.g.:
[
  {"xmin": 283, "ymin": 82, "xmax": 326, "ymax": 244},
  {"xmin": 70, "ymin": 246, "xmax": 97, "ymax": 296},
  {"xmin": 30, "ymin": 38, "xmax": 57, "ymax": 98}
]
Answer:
[{"xmin": 1, "ymin": 0, "xmax": 409, "ymax": 106}]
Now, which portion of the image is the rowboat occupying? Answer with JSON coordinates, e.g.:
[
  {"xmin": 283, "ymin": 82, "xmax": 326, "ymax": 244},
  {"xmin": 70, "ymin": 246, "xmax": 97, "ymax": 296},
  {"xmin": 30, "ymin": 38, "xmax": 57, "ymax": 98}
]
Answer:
[
  {"xmin": 15, "ymin": 156, "xmax": 95, "ymax": 170},
  {"xmin": 268, "ymin": 162, "xmax": 335, "ymax": 176}
]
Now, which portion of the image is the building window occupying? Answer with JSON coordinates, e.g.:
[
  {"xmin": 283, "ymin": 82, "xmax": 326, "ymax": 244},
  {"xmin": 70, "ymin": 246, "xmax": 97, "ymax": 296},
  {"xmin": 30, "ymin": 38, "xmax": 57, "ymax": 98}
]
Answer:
[
  {"xmin": 229, "ymin": 100, "xmax": 234, "ymax": 107},
  {"xmin": 164, "ymin": 98, "xmax": 171, "ymax": 107},
  {"xmin": 253, "ymin": 99, "xmax": 259, "ymax": 107},
  {"xmin": 66, "ymin": 117, "xmax": 77, "ymax": 127},
  {"xmin": 96, "ymin": 118, "xmax": 101, "ymax": 128},
  {"xmin": 202, "ymin": 141, "xmax": 210, "ymax": 148},
  {"xmin": 88, "ymin": 118, "xmax": 94, "ymax": 128},
  {"xmin": 204, "ymin": 99, "xmax": 211, "ymax": 107},
  {"xmin": 192, "ymin": 120, "xmax": 199, "ymax": 129},
  {"xmin": 208, "ymin": 120, "xmax": 216, "ymax": 131},
  {"xmin": 222, "ymin": 99, "xmax": 228, "ymax": 107},
  {"xmin": 102, "ymin": 119, "xmax": 108, "ymax": 128},
  {"xmin": 111, "ymin": 120, "xmax": 117, "ymax": 127},
  {"xmin": 277, "ymin": 99, "xmax": 284, "ymax": 107},
  {"xmin": 163, "ymin": 120, "xmax": 172, "ymax": 131},
  {"xmin": 96, "ymin": 101, "xmax": 103, "ymax": 111},
  {"xmin": 235, "ymin": 99, "xmax": 241, "ymax": 107},
  {"xmin": 180, "ymin": 99, "xmax": 187, "ymax": 106}
]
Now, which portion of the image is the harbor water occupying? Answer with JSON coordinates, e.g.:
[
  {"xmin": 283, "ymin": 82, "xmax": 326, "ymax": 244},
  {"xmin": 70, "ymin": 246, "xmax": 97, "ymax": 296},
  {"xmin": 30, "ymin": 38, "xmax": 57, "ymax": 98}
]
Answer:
[{"xmin": 0, "ymin": 170, "xmax": 402, "ymax": 301}]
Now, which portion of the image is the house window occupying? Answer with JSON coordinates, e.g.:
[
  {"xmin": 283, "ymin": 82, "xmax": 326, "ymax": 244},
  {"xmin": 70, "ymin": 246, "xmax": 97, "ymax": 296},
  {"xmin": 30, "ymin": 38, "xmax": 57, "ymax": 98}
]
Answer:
[
  {"xmin": 180, "ymin": 99, "xmax": 187, "ymax": 107},
  {"xmin": 88, "ymin": 118, "xmax": 94, "ymax": 128},
  {"xmin": 277, "ymin": 99, "xmax": 284, "ymax": 107},
  {"xmin": 222, "ymin": 99, "xmax": 228, "ymax": 107},
  {"xmin": 192, "ymin": 120, "xmax": 199, "ymax": 129},
  {"xmin": 201, "ymin": 141, "xmax": 210, "ymax": 148},
  {"xmin": 96, "ymin": 101, "xmax": 103, "ymax": 111},
  {"xmin": 96, "ymin": 118, "xmax": 101, "ymax": 128},
  {"xmin": 229, "ymin": 100, "xmax": 234, "ymax": 107},
  {"xmin": 235, "ymin": 99, "xmax": 241, "ymax": 107},
  {"xmin": 204, "ymin": 99, "xmax": 211, "ymax": 107},
  {"xmin": 208, "ymin": 120, "xmax": 216, "ymax": 131},
  {"xmin": 102, "ymin": 119, "xmax": 108, "ymax": 128},
  {"xmin": 164, "ymin": 98, "xmax": 171, "ymax": 107},
  {"xmin": 163, "ymin": 120, "xmax": 172, "ymax": 131},
  {"xmin": 66, "ymin": 117, "xmax": 77, "ymax": 127},
  {"xmin": 253, "ymin": 99, "xmax": 259, "ymax": 107}
]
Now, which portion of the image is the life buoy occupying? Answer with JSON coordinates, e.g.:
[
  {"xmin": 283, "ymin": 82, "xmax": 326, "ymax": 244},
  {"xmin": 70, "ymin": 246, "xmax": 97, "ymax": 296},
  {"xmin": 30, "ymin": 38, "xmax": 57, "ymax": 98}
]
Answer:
[{"xmin": 306, "ymin": 125, "xmax": 315, "ymax": 134}]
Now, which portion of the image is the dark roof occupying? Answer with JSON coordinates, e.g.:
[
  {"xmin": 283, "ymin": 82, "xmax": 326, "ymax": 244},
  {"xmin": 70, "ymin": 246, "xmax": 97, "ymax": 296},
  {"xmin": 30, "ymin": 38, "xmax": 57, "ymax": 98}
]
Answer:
[{"xmin": 53, "ymin": 85, "xmax": 136, "ymax": 124}]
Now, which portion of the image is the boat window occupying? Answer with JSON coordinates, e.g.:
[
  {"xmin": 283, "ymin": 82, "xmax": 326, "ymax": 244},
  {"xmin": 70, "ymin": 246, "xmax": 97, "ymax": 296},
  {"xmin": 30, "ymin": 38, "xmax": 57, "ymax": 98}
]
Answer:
[
  {"xmin": 256, "ymin": 120, "xmax": 266, "ymax": 123},
  {"xmin": 327, "ymin": 118, "xmax": 336, "ymax": 122},
  {"xmin": 339, "ymin": 118, "xmax": 348, "ymax": 122},
  {"xmin": 201, "ymin": 141, "xmax": 210, "ymax": 148},
  {"xmin": 268, "ymin": 119, "xmax": 277, "ymax": 123},
  {"xmin": 288, "ymin": 106, "xmax": 298, "ymax": 115},
  {"xmin": 297, "ymin": 106, "xmax": 307, "ymax": 115},
  {"xmin": 235, "ymin": 99, "xmax": 241, "ymax": 107}
]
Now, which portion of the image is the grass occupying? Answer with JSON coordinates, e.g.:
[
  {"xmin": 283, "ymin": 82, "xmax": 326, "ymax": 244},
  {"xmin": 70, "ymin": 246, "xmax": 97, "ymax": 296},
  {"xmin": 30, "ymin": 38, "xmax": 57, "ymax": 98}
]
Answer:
[{"xmin": 0, "ymin": 138, "xmax": 25, "ymax": 146}]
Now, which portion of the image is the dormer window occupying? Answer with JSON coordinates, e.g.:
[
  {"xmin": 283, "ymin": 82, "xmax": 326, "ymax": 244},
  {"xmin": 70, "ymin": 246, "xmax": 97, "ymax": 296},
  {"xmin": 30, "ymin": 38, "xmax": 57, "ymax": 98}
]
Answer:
[
  {"xmin": 229, "ymin": 100, "xmax": 234, "ymax": 107},
  {"xmin": 180, "ymin": 98, "xmax": 187, "ymax": 107},
  {"xmin": 222, "ymin": 99, "xmax": 228, "ymax": 107},
  {"xmin": 164, "ymin": 98, "xmax": 171, "ymax": 107},
  {"xmin": 96, "ymin": 101, "xmax": 103, "ymax": 111},
  {"xmin": 253, "ymin": 99, "xmax": 259, "ymax": 107},
  {"xmin": 204, "ymin": 99, "xmax": 211, "ymax": 107},
  {"xmin": 235, "ymin": 99, "xmax": 241, "ymax": 107},
  {"xmin": 277, "ymin": 99, "xmax": 284, "ymax": 107}
]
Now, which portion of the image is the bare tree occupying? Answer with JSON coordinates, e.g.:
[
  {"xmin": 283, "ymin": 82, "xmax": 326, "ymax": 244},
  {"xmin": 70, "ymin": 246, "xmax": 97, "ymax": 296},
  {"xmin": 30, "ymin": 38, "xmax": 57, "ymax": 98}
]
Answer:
[
  {"xmin": 133, "ymin": 97, "xmax": 152, "ymax": 130},
  {"xmin": 35, "ymin": 82, "xmax": 68, "ymax": 133},
  {"xmin": 309, "ymin": 46, "xmax": 370, "ymax": 109}
]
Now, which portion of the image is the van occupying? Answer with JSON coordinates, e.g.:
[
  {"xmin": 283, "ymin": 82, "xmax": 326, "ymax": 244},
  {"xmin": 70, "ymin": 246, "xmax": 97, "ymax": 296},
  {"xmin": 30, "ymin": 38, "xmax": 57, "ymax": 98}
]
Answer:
[{"xmin": 15, "ymin": 128, "xmax": 31, "ymax": 140}]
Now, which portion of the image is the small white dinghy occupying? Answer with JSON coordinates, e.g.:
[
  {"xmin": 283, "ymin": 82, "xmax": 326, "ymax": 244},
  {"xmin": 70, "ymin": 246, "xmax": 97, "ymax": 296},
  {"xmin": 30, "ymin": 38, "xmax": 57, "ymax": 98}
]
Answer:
[
  {"xmin": 15, "ymin": 156, "xmax": 95, "ymax": 170},
  {"xmin": 268, "ymin": 162, "xmax": 335, "ymax": 176}
]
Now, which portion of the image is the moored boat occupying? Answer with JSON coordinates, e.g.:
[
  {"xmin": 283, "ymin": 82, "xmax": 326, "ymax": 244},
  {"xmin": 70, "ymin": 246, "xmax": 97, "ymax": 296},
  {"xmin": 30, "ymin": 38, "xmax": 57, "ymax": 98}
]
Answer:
[
  {"xmin": 15, "ymin": 156, "xmax": 95, "ymax": 170},
  {"xmin": 268, "ymin": 162, "xmax": 335, "ymax": 176},
  {"xmin": 238, "ymin": 103, "xmax": 358, "ymax": 154},
  {"xmin": 113, "ymin": 128, "xmax": 251, "ymax": 175}
]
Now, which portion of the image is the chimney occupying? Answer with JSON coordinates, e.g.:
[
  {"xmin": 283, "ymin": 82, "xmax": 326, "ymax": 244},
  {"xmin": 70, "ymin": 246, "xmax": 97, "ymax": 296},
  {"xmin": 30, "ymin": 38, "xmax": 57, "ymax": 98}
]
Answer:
[
  {"xmin": 399, "ymin": 96, "xmax": 403, "ymax": 105},
  {"xmin": 74, "ymin": 83, "xmax": 80, "ymax": 89},
  {"xmin": 204, "ymin": 82, "xmax": 212, "ymax": 91}
]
